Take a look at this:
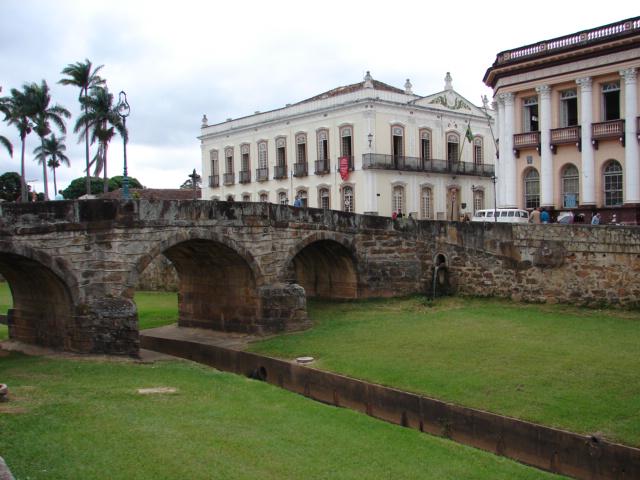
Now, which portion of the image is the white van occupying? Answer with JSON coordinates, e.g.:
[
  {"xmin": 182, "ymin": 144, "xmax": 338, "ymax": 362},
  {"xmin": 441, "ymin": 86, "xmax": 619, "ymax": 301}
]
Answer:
[{"xmin": 472, "ymin": 209, "xmax": 530, "ymax": 223}]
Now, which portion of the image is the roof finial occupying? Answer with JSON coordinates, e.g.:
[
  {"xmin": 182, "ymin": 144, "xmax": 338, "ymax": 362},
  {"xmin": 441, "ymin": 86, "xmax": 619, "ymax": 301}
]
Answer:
[
  {"xmin": 404, "ymin": 79, "xmax": 413, "ymax": 94},
  {"xmin": 201, "ymin": 114, "xmax": 208, "ymax": 127},
  {"xmin": 364, "ymin": 70, "xmax": 373, "ymax": 89},
  {"xmin": 445, "ymin": 72, "xmax": 453, "ymax": 91}
]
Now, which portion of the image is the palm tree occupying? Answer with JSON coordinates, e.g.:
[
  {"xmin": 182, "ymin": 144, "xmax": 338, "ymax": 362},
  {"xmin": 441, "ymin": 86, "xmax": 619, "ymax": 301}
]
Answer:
[
  {"xmin": 75, "ymin": 86, "xmax": 126, "ymax": 193},
  {"xmin": 34, "ymin": 134, "xmax": 69, "ymax": 197},
  {"xmin": 59, "ymin": 59, "xmax": 105, "ymax": 196},
  {"xmin": 1, "ymin": 86, "xmax": 35, "ymax": 202},
  {"xmin": 27, "ymin": 80, "xmax": 71, "ymax": 200},
  {"xmin": 0, "ymin": 135, "xmax": 11, "ymax": 157}
]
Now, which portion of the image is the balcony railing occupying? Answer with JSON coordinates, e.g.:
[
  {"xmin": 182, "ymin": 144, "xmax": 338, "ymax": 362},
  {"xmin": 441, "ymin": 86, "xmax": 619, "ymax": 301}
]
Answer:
[
  {"xmin": 550, "ymin": 126, "xmax": 581, "ymax": 153},
  {"xmin": 293, "ymin": 162, "xmax": 308, "ymax": 177},
  {"xmin": 592, "ymin": 119, "xmax": 625, "ymax": 148},
  {"xmin": 223, "ymin": 173, "xmax": 235, "ymax": 186},
  {"xmin": 209, "ymin": 175, "xmax": 219, "ymax": 188},
  {"xmin": 273, "ymin": 165, "xmax": 287, "ymax": 179},
  {"xmin": 239, "ymin": 170, "xmax": 251, "ymax": 184},
  {"xmin": 256, "ymin": 167, "xmax": 268, "ymax": 182},
  {"xmin": 315, "ymin": 159, "xmax": 330, "ymax": 174},
  {"xmin": 362, "ymin": 153, "xmax": 494, "ymax": 177}
]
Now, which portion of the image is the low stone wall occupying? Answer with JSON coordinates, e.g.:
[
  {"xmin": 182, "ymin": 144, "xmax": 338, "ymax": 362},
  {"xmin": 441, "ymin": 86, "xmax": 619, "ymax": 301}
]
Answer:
[
  {"xmin": 422, "ymin": 221, "xmax": 640, "ymax": 308},
  {"xmin": 140, "ymin": 332, "xmax": 640, "ymax": 480}
]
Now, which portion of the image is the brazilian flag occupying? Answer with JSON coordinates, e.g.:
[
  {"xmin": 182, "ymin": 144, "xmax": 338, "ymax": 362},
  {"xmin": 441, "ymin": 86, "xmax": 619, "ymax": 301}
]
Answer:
[{"xmin": 465, "ymin": 124, "xmax": 474, "ymax": 143}]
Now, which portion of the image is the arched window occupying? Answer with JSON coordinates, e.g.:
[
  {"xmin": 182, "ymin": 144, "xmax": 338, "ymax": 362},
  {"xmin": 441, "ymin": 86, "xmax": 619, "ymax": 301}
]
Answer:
[
  {"xmin": 604, "ymin": 160, "xmax": 623, "ymax": 206},
  {"xmin": 419, "ymin": 129, "xmax": 431, "ymax": 164},
  {"xmin": 210, "ymin": 149, "xmax": 219, "ymax": 175},
  {"xmin": 240, "ymin": 144, "xmax": 250, "ymax": 171},
  {"xmin": 257, "ymin": 141, "xmax": 268, "ymax": 182},
  {"xmin": 391, "ymin": 125, "xmax": 404, "ymax": 159},
  {"xmin": 296, "ymin": 133, "xmax": 307, "ymax": 164},
  {"xmin": 473, "ymin": 137, "xmax": 483, "ymax": 167},
  {"xmin": 342, "ymin": 185, "xmax": 354, "ymax": 212},
  {"xmin": 226, "ymin": 195, "xmax": 234, "ymax": 202},
  {"xmin": 259, "ymin": 192, "xmax": 269, "ymax": 203},
  {"xmin": 420, "ymin": 187, "xmax": 433, "ymax": 219},
  {"xmin": 561, "ymin": 164, "xmax": 579, "ymax": 208},
  {"xmin": 447, "ymin": 133, "xmax": 460, "ymax": 166},
  {"xmin": 473, "ymin": 189, "xmax": 485, "ymax": 213},
  {"xmin": 317, "ymin": 129, "xmax": 329, "ymax": 160},
  {"xmin": 340, "ymin": 126, "xmax": 353, "ymax": 158},
  {"xmin": 224, "ymin": 147, "xmax": 234, "ymax": 174},
  {"xmin": 278, "ymin": 191, "xmax": 288, "ymax": 205},
  {"xmin": 242, "ymin": 194, "xmax": 251, "ymax": 202},
  {"xmin": 319, "ymin": 187, "xmax": 330, "ymax": 209},
  {"xmin": 392, "ymin": 185, "xmax": 405, "ymax": 215},
  {"xmin": 524, "ymin": 168, "xmax": 540, "ymax": 209}
]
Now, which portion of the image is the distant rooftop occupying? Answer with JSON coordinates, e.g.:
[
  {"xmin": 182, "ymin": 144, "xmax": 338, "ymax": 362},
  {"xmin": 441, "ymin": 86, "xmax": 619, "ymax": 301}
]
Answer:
[{"xmin": 296, "ymin": 76, "xmax": 405, "ymax": 105}]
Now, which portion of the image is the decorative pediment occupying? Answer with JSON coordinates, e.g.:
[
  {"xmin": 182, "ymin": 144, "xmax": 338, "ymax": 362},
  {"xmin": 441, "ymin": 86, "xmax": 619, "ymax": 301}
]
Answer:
[{"xmin": 412, "ymin": 89, "xmax": 486, "ymax": 116}]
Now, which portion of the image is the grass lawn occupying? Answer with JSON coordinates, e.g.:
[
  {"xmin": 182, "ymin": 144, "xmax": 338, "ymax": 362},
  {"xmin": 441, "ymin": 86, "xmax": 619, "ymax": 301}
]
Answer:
[
  {"xmin": 0, "ymin": 353, "xmax": 562, "ymax": 480},
  {"xmin": 0, "ymin": 281, "xmax": 11, "ymax": 341},
  {"xmin": 249, "ymin": 296, "xmax": 640, "ymax": 447}
]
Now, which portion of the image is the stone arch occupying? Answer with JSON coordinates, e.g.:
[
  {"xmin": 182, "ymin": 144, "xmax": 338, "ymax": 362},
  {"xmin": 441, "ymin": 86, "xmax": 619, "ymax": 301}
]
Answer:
[
  {"xmin": 129, "ymin": 230, "xmax": 266, "ymax": 333},
  {"xmin": 0, "ymin": 242, "xmax": 77, "ymax": 350},
  {"xmin": 284, "ymin": 232, "xmax": 359, "ymax": 299}
]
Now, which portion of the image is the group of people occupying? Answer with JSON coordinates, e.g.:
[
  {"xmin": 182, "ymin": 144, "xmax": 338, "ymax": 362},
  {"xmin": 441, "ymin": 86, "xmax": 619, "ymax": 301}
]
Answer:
[{"xmin": 528, "ymin": 207, "xmax": 611, "ymax": 225}]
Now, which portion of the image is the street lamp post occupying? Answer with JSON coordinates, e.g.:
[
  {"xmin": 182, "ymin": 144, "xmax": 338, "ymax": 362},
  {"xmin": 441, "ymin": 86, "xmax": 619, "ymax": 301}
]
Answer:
[
  {"xmin": 116, "ymin": 91, "xmax": 131, "ymax": 200},
  {"xmin": 491, "ymin": 175, "xmax": 497, "ymax": 223}
]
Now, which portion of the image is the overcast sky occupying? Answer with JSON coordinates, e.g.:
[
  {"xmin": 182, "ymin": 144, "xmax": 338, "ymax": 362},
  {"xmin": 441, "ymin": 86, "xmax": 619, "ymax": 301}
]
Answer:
[{"xmin": 0, "ymin": 0, "xmax": 637, "ymax": 193}]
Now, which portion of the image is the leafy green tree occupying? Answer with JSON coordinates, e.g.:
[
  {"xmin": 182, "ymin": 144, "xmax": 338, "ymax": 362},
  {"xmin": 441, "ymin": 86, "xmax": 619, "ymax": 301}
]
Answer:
[
  {"xmin": 0, "ymin": 171, "xmax": 21, "ymax": 201},
  {"xmin": 74, "ymin": 86, "xmax": 126, "ymax": 193},
  {"xmin": 34, "ymin": 134, "xmax": 69, "ymax": 197},
  {"xmin": 109, "ymin": 176, "xmax": 142, "ymax": 190},
  {"xmin": 61, "ymin": 176, "xmax": 104, "ymax": 199},
  {"xmin": 1, "ymin": 85, "xmax": 34, "ymax": 201},
  {"xmin": 27, "ymin": 80, "xmax": 71, "ymax": 200},
  {"xmin": 59, "ymin": 59, "xmax": 105, "ymax": 197}
]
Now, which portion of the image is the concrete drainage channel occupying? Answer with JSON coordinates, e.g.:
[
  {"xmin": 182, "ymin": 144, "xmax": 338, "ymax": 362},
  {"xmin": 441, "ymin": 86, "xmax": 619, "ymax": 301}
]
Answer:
[{"xmin": 140, "ymin": 333, "xmax": 640, "ymax": 480}]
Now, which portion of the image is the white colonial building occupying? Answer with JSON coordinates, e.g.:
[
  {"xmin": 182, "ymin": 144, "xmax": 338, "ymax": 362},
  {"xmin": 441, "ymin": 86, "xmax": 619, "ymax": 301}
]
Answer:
[{"xmin": 199, "ymin": 72, "xmax": 496, "ymax": 220}]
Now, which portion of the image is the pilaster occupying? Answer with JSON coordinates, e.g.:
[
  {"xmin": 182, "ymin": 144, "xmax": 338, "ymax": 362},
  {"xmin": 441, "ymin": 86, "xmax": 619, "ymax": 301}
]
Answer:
[
  {"xmin": 576, "ymin": 77, "xmax": 595, "ymax": 205},
  {"xmin": 621, "ymin": 68, "xmax": 639, "ymax": 203},
  {"xmin": 501, "ymin": 93, "xmax": 516, "ymax": 208},
  {"xmin": 537, "ymin": 85, "xmax": 553, "ymax": 207}
]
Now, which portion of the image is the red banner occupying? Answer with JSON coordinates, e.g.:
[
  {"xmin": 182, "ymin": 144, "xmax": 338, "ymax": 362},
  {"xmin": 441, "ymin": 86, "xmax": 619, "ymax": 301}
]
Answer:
[{"xmin": 339, "ymin": 156, "xmax": 349, "ymax": 181}]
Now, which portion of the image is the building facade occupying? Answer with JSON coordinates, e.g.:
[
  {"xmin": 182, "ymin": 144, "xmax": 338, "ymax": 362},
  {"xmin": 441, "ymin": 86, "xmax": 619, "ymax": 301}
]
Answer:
[
  {"xmin": 199, "ymin": 72, "xmax": 496, "ymax": 220},
  {"xmin": 484, "ymin": 17, "xmax": 640, "ymax": 222}
]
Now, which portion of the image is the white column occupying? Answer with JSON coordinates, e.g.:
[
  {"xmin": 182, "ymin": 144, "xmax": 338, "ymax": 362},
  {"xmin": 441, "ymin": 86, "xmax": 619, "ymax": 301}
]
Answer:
[
  {"xmin": 577, "ymin": 77, "xmax": 595, "ymax": 205},
  {"xmin": 621, "ymin": 68, "xmax": 639, "ymax": 204},
  {"xmin": 497, "ymin": 96, "xmax": 507, "ymax": 207},
  {"xmin": 537, "ymin": 85, "xmax": 553, "ymax": 207},
  {"xmin": 501, "ymin": 93, "xmax": 516, "ymax": 207},
  {"xmin": 492, "ymin": 100, "xmax": 501, "ymax": 208}
]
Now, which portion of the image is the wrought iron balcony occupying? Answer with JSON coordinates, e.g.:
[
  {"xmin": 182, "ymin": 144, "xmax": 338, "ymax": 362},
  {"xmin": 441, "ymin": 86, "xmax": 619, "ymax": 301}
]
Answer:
[
  {"xmin": 550, "ymin": 126, "xmax": 581, "ymax": 153},
  {"xmin": 592, "ymin": 119, "xmax": 625, "ymax": 148},
  {"xmin": 223, "ymin": 173, "xmax": 235, "ymax": 186},
  {"xmin": 256, "ymin": 167, "xmax": 268, "ymax": 182},
  {"xmin": 293, "ymin": 162, "xmax": 308, "ymax": 177},
  {"xmin": 239, "ymin": 170, "xmax": 251, "ymax": 184},
  {"xmin": 273, "ymin": 165, "xmax": 288, "ymax": 179},
  {"xmin": 362, "ymin": 153, "xmax": 494, "ymax": 177},
  {"xmin": 315, "ymin": 159, "xmax": 330, "ymax": 174},
  {"xmin": 209, "ymin": 175, "xmax": 219, "ymax": 188},
  {"xmin": 513, "ymin": 131, "xmax": 540, "ymax": 157}
]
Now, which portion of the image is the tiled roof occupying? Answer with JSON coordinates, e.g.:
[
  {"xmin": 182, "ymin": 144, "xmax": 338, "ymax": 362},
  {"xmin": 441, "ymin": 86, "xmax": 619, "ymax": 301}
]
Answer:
[
  {"xmin": 101, "ymin": 188, "xmax": 202, "ymax": 200},
  {"xmin": 296, "ymin": 79, "xmax": 405, "ymax": 104}
]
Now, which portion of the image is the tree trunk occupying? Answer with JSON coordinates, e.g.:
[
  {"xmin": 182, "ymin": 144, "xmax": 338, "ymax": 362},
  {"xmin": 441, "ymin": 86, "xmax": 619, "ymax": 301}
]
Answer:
[
  {"xmin": 20, "ymin": 135, "xmax": 27, "ymax": 202},
  {"xmin": 103, "ymin": 142, "xmax": 109, "ymax": 193},
  {"xmin": 84, "ymin": 87, "xmax": 91, "ymax": 196},
  {"xmin": 52, "ymin": 155, "xmax": 58, "ymax": 197},
  {"xmin": 41, "ymin": 138, "xmax": 49, "ymax": 200}
]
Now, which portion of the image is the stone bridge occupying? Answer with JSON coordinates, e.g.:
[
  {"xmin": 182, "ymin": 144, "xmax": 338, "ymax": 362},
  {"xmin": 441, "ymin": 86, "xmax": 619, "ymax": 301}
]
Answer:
[{"xmin": 1, "ymin": 199, "xmax": 639, "ymax": 356}]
